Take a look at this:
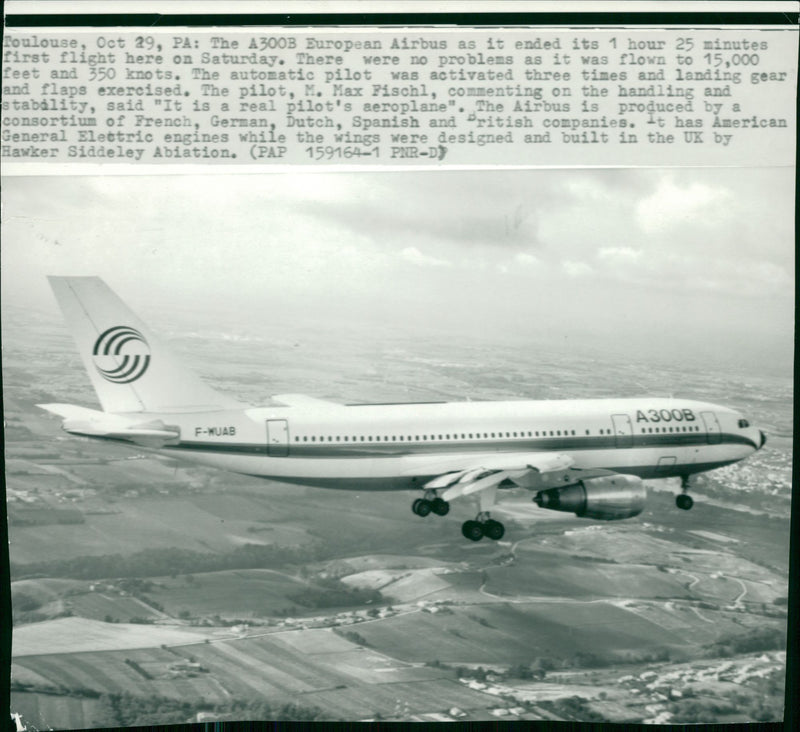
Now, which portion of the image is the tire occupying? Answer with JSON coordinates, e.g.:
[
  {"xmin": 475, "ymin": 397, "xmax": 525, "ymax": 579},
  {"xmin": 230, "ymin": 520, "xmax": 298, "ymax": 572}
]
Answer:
[
  {"xmin": 431, "ymin": 498, "xmax": 450, "ymax": 516},
  {"xmin": 413, "ymin": 498, "xmax": 432, "ymax": 517},
  {"xmin": 676, "ymin": 494, "xmax": 694, "ymax": 511},
  {"xmin": 461, "ymin": 520, "xmax": 484, "ymax": 542},
  {"xmin": 483, "ymin": 520, "xmax": 505, "ymax": 541}
]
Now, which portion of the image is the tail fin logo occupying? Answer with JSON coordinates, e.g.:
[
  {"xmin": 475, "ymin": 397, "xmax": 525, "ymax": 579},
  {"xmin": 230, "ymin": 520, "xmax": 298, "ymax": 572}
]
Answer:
[{"xmin": 92, "ymin": 326, "xmax": 151, "ymax": 384}]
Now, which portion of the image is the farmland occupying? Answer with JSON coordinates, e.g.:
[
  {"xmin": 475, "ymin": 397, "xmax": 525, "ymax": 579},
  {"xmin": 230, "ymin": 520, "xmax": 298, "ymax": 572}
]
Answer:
[
  {"xmin": 13, "ymin": 617, "xmax": 215, "ymax": 656},
  {"xmin": 144, "ymin": 569, "xmax": 313, "ymax": 618},
  {"xmin": 5, "ymin": 304, "xmax": 791, "ymax": 726},
  {"xmin": 11, "ymin": 692, "xmax": 107, "ymax": 730},
  {"xmin": 13, "ymin": 628, "xmax": 505, "ymax": 720}
]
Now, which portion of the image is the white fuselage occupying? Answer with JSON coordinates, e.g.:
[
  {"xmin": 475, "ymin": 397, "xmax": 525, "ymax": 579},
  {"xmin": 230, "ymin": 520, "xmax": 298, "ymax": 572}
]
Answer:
[{"xmin": 130, "ymin": 397, "xmax": 762, "ymax": 490}]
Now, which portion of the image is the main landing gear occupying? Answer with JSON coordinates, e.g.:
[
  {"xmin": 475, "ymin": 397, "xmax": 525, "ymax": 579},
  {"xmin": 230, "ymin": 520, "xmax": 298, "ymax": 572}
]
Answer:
[
  {"xmin": 461, "ymin": 513, "xmax": 505, "ymax": 542},
  {"xmin": 676, "ymin": 475, "xmax": 694, "ymax": 511},
  {"xmin": 411, "ymin": 491, "xmax": 505, "ymax": 542},
  {"xmin": 412, "ymin": 495, "xmax": 450, "ymax": 517}
]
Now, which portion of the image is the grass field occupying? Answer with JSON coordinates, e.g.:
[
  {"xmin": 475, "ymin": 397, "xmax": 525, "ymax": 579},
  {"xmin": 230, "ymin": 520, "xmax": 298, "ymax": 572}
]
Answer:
[
  {"xmin": 538, "ymin": 526, "xmax": 697, "ymax": 565},
  {"xmin": 12, "ymin": 626, "xmax": 500, "ymax": 721},
  {"xmin": 341, "ymin": 568, "xmax": 452, "ymax": 602},
  {"xmin": 66, "ymin": 593, "xmax": 164, "ymax": 622},
  {"xmin": 10, "ymin": 494, "xmax": 314, "ymax": 564},
  {"xmin": 11, "ymin": 691, "xmax": 107, "ymax": 729},
  {"xmin": 642, "ymin": 490, "xmax": 791, "ymax": 574},
  {"xmin": 12, "ymin": 578, "xmax": 86, "ymax": 605},
  {"xmin": 352, "ymin": 601, "xmax": 691, "ymax": 665},
  {"xmin": 146, "ymin": 569, "xmax": 312, "ymax": 618},
  {"xmin": 488, "ymin": 547, "xmax": 693, "ymax": 600},
  {"xmin": 12, "ymin": 617, "xmax": 214, "ymax": 656},
  {"xmin": 325, "ymin": 553, "xmax": 463, "ymax": 575}
]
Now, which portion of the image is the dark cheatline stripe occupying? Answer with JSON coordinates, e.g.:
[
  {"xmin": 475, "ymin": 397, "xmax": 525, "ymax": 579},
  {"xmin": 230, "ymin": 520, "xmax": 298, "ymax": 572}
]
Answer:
[
  {"xmin": 162, "ymin": 431, "xmax": 757, "ymax": 458},
  {"xmin": 239, "ymin": 458, "xmax": 742, "ymax": 490}
]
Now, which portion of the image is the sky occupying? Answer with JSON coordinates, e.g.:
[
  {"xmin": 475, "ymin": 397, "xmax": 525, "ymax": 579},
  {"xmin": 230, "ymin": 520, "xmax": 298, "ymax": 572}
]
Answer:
[{"xmin": 1, "ymin": 168, "xmax": 795, "ymax": 373}]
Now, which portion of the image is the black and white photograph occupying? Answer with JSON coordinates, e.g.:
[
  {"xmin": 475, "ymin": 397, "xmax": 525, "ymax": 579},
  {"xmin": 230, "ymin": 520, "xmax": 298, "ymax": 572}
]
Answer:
[{"xmin": 3, "ymin": 167, "xmax": 793, "ymax": 726}]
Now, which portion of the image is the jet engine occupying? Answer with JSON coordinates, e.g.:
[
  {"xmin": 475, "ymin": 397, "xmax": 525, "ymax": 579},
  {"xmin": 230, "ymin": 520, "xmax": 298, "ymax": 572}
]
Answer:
[{"xmin": 533, "ymin": 474, "xmax": 645, "ymax": 520}]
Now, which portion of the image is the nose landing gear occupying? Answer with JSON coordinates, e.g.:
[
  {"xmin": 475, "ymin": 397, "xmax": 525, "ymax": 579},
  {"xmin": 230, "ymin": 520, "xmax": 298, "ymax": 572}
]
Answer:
[{"xmin": 676, "ymin": 475, "xmax": 694, "ymax": 511}]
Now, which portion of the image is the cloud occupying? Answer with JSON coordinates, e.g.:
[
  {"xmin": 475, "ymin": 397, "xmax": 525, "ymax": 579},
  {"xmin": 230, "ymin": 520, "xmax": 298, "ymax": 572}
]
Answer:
[
  {"xmin": 1, "ymin": 169, "xmax": 792, "ymax": 373},
  {"xmin": 399, "ymin": 246, "xmax": 451, "ymax": 268},
  {"xmin": 597, "ymin": 247, "xmax": 642, "ymax": 261},
  {"xmin": 562, "ymin": 260, "xmax": 592, "ymax": 277},
  {"xmin": 515, "ymin": 252, "xmax": 539, "ymax": 266},
  {"xmin": 636, "ymin": 178, "xmax": 730, "ymax": 233}
]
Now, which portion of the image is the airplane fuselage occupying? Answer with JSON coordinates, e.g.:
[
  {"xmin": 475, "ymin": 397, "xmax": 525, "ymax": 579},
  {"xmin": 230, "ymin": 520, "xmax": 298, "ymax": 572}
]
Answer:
[
  {"xmin": 42, "ymin": 277, "xmax": 769, "ymax": 540},
  {"xmin": 136, "ymin": 397, "xmax": 763, "ymax": 490}
]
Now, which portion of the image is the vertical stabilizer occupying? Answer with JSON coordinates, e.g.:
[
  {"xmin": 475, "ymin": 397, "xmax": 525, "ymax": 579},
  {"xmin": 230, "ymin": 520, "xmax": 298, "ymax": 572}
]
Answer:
[{"xmin": 48, "ymin": 276, "xmax": 243, "ymax": 414}]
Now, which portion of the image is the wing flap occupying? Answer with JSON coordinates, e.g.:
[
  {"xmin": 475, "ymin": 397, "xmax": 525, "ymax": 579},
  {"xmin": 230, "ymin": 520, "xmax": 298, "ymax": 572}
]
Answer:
[
  {"xmin": 415, "ymin": 452, "xmax": 576, "ymax": 504},
  {"xmin": 407, "ymin": 451, "xmax": 574, "ymax": 480},
  {"xmin": 441, "ymin": 471, "xmax": 510, "ymax": 502}
]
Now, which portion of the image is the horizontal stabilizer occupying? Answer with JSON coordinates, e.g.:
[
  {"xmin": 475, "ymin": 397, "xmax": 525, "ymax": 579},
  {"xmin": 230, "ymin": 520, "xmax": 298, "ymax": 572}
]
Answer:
[{"xmin": 38, "ymin": 403, "xmax": 180, "ymax": 447}]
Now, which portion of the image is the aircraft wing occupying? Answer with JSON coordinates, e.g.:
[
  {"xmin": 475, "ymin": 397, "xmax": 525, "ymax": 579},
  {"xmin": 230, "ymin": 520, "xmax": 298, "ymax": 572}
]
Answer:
[
  {"xmin": 271, "ymin": 393, "xmax": 342, "ymax": 409},
  {"xmin": 38, "ymin": 403, "xmax": 180, "ymax": 447},
  {"xmin": 405, "ymin": 452, "xmax": 576, "ymax": 502}
]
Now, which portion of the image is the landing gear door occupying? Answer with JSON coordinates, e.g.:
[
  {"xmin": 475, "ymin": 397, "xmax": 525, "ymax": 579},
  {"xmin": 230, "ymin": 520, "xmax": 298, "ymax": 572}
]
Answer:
[
  {"xmin": 266, "ymin": 419, "xmax": 289, "ymax": 457},
  {"xmin": 700, "ymin": 411, "xmax": 722, "ymax": 445},
  {"xmin": 611, "ymin": 414, "xmax": 633, "ymax": 448}
]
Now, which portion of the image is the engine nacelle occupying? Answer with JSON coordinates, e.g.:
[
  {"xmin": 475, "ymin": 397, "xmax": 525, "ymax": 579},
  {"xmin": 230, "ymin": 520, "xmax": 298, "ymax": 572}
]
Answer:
[{"xmin": 533, "ymin": 474, "xmax": 645, "ymax": 520}]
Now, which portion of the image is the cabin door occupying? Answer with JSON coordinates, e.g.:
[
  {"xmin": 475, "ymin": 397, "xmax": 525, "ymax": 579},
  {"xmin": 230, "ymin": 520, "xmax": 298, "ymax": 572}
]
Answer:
[
  {"xmin": 700, "ymin": 411, "xmax": 722, "ymax": 445},
  {"xmin": 266, "ymin": 419, "xmax": 289, "ymax": 457},
  {"xmin": 611, "ymin": 414, "xmax": 634, "ymax": 448}
]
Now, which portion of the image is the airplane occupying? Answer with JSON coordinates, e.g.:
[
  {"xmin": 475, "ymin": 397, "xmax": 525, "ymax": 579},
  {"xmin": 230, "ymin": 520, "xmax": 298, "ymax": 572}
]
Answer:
[{"xmin": 39, "ymin": 276, "xmax": 767, "ymax": 542}]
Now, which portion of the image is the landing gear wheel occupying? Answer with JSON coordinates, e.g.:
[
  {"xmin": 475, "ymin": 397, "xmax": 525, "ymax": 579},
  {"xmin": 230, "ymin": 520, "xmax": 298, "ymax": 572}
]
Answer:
[
  {"xmin": 483, "ymin": 519, "xmax": 505, "ymax": 541},
  {"xmin": 676, "ymin": 494, "xmax": 694, "ymax": 511},
  {"xmin": 412, "ymin": 498, "xmax": 432, "ymax": 517},
  {"xmin": 461, "ymin": 520, "xmax": 484, "ymax": 542},
  {"xmin": 431, "ymin": 497, "xmax": 450, "ymax": 516}
]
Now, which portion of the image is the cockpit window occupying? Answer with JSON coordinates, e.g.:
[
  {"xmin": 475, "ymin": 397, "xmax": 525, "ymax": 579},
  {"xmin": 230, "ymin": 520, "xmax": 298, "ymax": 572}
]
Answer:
[{"xmin": 738, "ymin": 418, "xmax": 750, "ymax": 428}]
